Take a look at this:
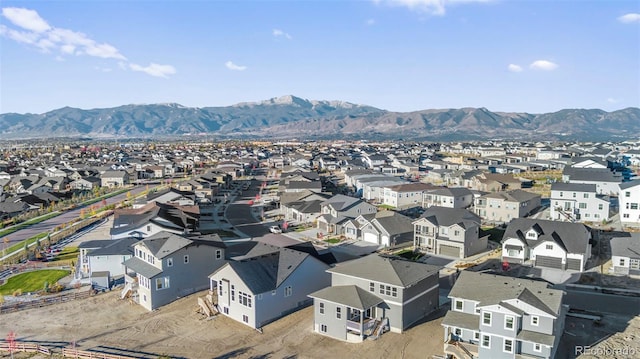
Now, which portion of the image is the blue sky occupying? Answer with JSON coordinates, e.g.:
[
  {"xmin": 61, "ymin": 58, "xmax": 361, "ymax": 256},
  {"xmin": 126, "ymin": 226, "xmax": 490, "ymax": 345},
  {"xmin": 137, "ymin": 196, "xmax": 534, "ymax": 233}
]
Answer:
[{"xmin": 1, "ymin": 0, "xmax": 639, "ymax": 114}]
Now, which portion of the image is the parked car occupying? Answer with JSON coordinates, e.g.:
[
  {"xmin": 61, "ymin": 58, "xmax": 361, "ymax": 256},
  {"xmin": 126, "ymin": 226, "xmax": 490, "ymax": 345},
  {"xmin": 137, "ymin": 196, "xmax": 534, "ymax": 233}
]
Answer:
[{"xmin": 269, "ymin": 225, "xmax": 282, "ymax": 233}]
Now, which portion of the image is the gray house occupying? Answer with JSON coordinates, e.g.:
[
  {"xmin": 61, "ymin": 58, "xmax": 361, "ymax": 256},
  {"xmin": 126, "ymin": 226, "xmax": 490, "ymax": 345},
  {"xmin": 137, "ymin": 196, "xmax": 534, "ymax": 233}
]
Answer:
[
  {"xmin": 309, "ymin": 254, "xmax": 440, "ymax": 342},
  {"xmin": 443, "ymin": 271, "xmax": 567, "ymax": 359},
  {"xmin": 209, "ymin": 243, "xmax": 331, "ymax": 329},
  {"xmin": 343, "ymin": 210, "xmax": 414, "ymax": 247},
  {"xmin": 78, "ymin": 237, "xmax": 140, "ymax": 285},
  {"xmin": 550, "ymin": 183, "xmax": 610, "ymax": 223},
  {"xmin": 412, "ymin": 206, "xmax": 486, "ymax": 258},
  {"xmin": 122, "ymin": 231, "xmax": 226, "ymax": 311},
  {"xmin": 316, "ymin": 194, "xmax": 377, "ymax": 236},
  {"xmin": 610, "ymin": 233, "xmax": 640, "ymax": 275}
]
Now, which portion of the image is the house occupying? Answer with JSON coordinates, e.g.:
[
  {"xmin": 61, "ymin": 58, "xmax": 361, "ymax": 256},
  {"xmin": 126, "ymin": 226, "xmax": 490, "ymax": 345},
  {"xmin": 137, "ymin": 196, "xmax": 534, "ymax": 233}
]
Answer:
[
  {"xmin": 78, "ymin": 237, "xmax": 140, "ymax": 285},
  {"xmin": 70, "ymin": 176, "xmax": 101, "ymax": 191},
  {"xmin": 208, "ymin": 243, "xmax": 331, "ymax": 329},
  {"xmin": 101, "ymin": 170, "xmax": 130, "ymax": 188},
  {"xmin": 550, "ymin": 183, "xmax": 610, "ymax": 223},
  {"xmin": 422, "ymin": 187, "xmax": 473, "ymax": 209},
  {"xmin": 280, "ymin": 190, "xmax": 331, "ymax": 224},
  {"xmin": 344, "ymin": 210, "xmax": 414, "ymax": 247},
  {"xmin": 413, "ymin": 206, "xmax": 486, "ymax": 258},
  {"xmin": 382, "ymin": 183, "xmax": 437, "ymax": 210},
  {"xmin": 317, "ymin": 194, "xmax": 377, "ymax": 236},
  {"xmin": 619, "ymin": 180, "xmax": 640, "ymax": 227},
  {"xmin": 122, "ymin": 231, "xmax": 226, "ymax": 311},
  {"xmin": 501, "ymin": 218, "xmax": 592, "ymax": 271},
  {"xmin": 474, "ymin": 190, "xmax": 541, "ymax": 223},
  {"xmin": 308, "ymin": 253, "xmax": 440, "ymax": 342},
  {"xmin": 443, "ymin": 271, "xmax": 567, "ymax": 359},
  {"xmin": 110, "ymin": 202, "xmax": 199, "ymax": 239},
  {"xmin": 609, "ymin": 233, "xmax": 640, "ymax": 276},
  {"xmin": 562, "ymin": 167, "xmax": 622, "ymax": 195}
]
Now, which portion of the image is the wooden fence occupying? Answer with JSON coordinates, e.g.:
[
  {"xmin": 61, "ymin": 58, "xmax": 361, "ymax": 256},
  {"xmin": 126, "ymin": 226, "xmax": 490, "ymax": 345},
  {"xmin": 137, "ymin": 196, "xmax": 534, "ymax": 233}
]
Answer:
[
  {"xmin": 0, "ymin": 341, "xmax": 51, "ymax": 355},
  {"xmin": 0, "ymin": 289, "xmax": 93, "ymax": 314},
  {"xmin": 0, "ymin": 342, "xmax": 169, "ymax": 358}
]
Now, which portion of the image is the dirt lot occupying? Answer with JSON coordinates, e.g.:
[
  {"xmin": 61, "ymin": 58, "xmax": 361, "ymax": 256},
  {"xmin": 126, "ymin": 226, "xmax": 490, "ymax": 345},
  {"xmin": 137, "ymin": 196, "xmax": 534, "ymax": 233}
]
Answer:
[{"xmin": 0, "ymin": 289, "xmax": 446, "ymax": 359}]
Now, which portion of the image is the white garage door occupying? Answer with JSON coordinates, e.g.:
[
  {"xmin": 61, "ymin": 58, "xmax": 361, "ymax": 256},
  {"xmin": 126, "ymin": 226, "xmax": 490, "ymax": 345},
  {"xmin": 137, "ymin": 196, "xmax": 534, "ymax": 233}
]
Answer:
[
  {"xmin": 535, "ymin": 255, "xmax": 563, "ymax": 269},
  {"xmin": 439, "ymin": 245, "xmax": 461, "ymax": 258},
  {"xmin": 363, "ymin": 232, "xmax": 379, "ymax": 244}
]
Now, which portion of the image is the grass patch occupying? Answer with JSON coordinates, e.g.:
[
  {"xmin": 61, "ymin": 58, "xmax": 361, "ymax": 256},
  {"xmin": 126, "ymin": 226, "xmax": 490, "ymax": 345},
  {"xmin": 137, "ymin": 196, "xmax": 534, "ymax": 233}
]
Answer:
[
  {"xmin": 0, "ymin": 269, "xmax": 70, "ymax": 295},
  {"xmin": 0, "ymin": 212, "xmax": 60, "ymax": 238},
  {"xmin": 324, "ymin": 238, "xmax": 341, "ymax": 244},
  {"xmin": 4, "ymin": 232, "xmax": 49, "ymax": 255},
  {"xmin": 480, "ymin": 227, "xmax": 505, "ymax": 242},
  {"xmin": 52, "ymin": 246, "xmax": 79, "ymax": 263},
  {"xmin": 395, "ymin": 249, "xmax": 424, "ymax": 261}
]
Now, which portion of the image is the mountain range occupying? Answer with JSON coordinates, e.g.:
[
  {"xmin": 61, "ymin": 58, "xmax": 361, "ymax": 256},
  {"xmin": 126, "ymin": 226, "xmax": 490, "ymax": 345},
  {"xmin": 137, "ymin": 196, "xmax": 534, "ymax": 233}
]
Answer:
[{"xmin": 1, "ymin": 95, "xmax": 638, "ymax": 141}]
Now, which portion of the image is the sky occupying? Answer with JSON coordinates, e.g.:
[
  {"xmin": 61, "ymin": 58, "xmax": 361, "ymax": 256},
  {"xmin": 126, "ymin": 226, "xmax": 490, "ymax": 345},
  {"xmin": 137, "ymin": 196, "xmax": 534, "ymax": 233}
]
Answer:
[{"xmin": 0, "ymin": 0, "xmax": 639, "ymax": 114}]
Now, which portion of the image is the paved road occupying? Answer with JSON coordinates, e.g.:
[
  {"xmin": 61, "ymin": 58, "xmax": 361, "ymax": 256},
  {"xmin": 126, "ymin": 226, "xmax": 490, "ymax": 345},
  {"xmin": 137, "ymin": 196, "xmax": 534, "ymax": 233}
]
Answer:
[
  {"xmin": 563, "ymin": 288, "xmax": 640, "ymax": 316},
  {"xmin": 226, "ymin": 179, "xmax": 277, "ymax": 238},
  {"xmin": 1, "ymin": 186, "xmax": 148, "ymax": 246}
]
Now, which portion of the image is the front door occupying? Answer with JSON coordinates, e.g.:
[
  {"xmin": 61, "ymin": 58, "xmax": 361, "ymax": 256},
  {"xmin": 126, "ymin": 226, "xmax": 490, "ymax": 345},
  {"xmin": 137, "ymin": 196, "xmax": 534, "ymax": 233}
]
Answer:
[{"xmin": 219, "ymin": 279, "xmax": 230, "ymax": 306}]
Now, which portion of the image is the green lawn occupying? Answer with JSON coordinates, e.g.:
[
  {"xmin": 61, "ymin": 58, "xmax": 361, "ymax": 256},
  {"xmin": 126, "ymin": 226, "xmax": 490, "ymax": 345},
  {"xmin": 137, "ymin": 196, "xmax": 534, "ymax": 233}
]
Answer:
[
  {"xmin": 51, "ymin": 246, "xmax": 79, "ymax": 263},
  {"xmin": 0, "ymin": 269, "xmax": 70, "ymax": 295},
  {"xmin": 324, "ymin": 238, "xmax": 341, "ymax": 244},
  {"xmin": 480, "ymin": 227, "xmax": 506, "ymax": 242}
]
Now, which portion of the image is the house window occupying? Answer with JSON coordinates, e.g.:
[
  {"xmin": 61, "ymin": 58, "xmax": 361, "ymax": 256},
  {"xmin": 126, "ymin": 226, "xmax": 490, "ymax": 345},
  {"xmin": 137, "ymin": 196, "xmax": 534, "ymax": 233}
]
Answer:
[
  {"xmin": 474, "ymin": 332, "xmax": 480, "ymax": 340},
  {"xmin": 256, "ymin": 294, "xmax": 262, "ymax": 300},
  {"xmin": 320, "ymin": 324, "xmax": 327, "ymax": 333},
  {"xmin": 391, "ymin": 287, "xmax": 397, "ymax": 297},
  {"xmin": 218, "ymin": 282, "xmax": 222, "ymax": 296},
  {"xmin": 147, "ymin": 225, "xmax": 151, "ymax": 232},
  {"xmin": 531, "ymin": 316, "xmax": 539, "ymax": 326},
  {"xmin": 184, "ymin": 255, "xmax": 189, "ymax": 264},
  {"xmin": 336, "ymin": 307, "xmax": 341, "ymax": 319},
  {"xmin": 167, "ymin": 258, "xmax": 173, "ymax": 267},
  {"xmin": 504, "ymin": 339, "xmax": 513, "ymax": 353},
  {"xmin": 626, "ymin": 191, "xmax": 631, "ymax": 197},
  {"xmin": 454, "ymin": 328, "xmax": 462, "ymax": 336},
  {"xmin": 620, "ymin": 259, "xmax": 625, "ymax": 266},
  {"xmin": 238, "ymin": 291, "xmax": 252, "ymax": 308},
  {"xmin": 454, "ymin": 300, "xmax": 463, "ymax": 311},
  {"xmin": 242, "ymin": 315, "xmax": 249, "ymax": 323},
  {"xmin": 632, "ymin": 203, "xmax": 639, "ymax": 210},
  {"xmin": 231, "ymin": 285, "xmax": 235, "ymax": 301},
  {"xmin": 583, "ymin": 193, "xmax": 588, "ymax": 198},
  {"xmin": 483, "ymin": 312, "xmax": 492, "ymax": 325},
  {"xmin": 546, "ymin": 244, "xmax": 553, "ymax": 250},
  {"xmin": 578, "ymin": 202, "xmax": 587, "ymax": 209},
  {"xmin": 454, "ymin": 230, "xmax": 460, "ymax": 236},
  {"xmin": 481, "ymin": 335, "xmax": 490, "ymax": 348},
  {"xmin": 156, "ymin": 277, "xmax": 169, "ymax": 290},
  {"xmin": 534, "ymin": 343, "xmax": 542, "ymax": 352},
  {"xmin": 143, "ymin": 294, "xmax": 147, "ymax": 302},
  {"xmin": 216, "ymin": 250, "xmax": 222, "ymax": 259},
  {"xmin": 369, "ymin": 282, "xmax": 375, "ymax": 292},
  {"xmin": 572, "ymin": 192, "xmax": 576, "ymax": 198},
  {"xmin": 505, "ymin": 315, "xmax": 514, "ymax": 329},
  {"xmin": 284, "ymin": 286, "xmax": 292, "ymax": 297},
  {"xmin": 319, "ymin": 302, "xmax": 325, "ymax": 314},
  {"xmin": 272, "ymin": 290, "xmax": 276, "ymax": 296},
  {"xmin": 475, "ymin": 307, "xmax": 481, "ymax": 314}
]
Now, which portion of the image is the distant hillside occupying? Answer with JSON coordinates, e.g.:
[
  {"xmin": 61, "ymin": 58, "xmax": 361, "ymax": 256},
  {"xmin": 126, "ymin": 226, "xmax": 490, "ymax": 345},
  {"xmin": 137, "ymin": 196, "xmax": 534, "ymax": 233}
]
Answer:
[{"xmin": 1, "ymin": 95, "xmax": 638, "ymax": 140}]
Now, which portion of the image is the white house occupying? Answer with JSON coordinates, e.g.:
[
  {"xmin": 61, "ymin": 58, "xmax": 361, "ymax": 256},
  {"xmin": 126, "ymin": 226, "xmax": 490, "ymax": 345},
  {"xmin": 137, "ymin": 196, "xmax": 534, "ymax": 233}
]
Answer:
[
  {"xmin": 609, "ymin": 233, "xmax": 640, "ymax": 276},
  {"xmin": 619, "ymin": 180, "xmax": 640, "ymax": 227},
  {"xmin": 550, "ymin": 183, "xmax": 610, "ymax": 223}
]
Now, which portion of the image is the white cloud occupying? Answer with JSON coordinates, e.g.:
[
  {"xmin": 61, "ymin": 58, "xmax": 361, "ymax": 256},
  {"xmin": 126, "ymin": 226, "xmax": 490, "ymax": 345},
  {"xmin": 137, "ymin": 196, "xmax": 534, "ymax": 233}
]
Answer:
[
  {"xmin": 374, "ymin": 0, "xmax": 491, "ymax": 16},
  {"xmin": 272, "ymin": 29, "xmax": 292, "ymax": 39},
  {"xmin": 529, "ymin": 60, "xmax": 558, "ymax": 71},
  {"xmin": 508, "ymin": 64, "xmax": 523, "ymax": 72},
  {"xmin": 2, "ymin": 7, "xmax": 50, "ymax": 32},
  {"xmin": 225, "ymin": 61, "xmax": 247, "ymax": 71},
  {"xmin": 129, "ymin": 63, "xmax": 176, "ymax": 78},
  {"xmin": 1, "ymin": 7, "xmax": 176, "ymax": 78},
  {"xmin": 606, "ymin": 97, "xmax": 621, "ymax": 104},
  {"xmin": 618, "ymin": 13, "xmax": 640, "ymax": 24},
  {"xmin": 366, "ymin": 18, "xmax": 376, "ymax": 25}
]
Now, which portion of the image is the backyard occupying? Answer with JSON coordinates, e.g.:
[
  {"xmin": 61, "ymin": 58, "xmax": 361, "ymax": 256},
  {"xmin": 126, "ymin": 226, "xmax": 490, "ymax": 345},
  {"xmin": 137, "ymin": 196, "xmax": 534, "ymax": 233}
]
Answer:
[{"xmin": 0, "ymin": 269, "xmax": 70, "ymax": 295}]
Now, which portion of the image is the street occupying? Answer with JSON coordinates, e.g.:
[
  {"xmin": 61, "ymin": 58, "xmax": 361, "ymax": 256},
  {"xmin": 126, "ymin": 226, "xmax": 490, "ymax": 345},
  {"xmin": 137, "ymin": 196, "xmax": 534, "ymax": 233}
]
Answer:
[
  {"xmin": 563, "ymin": 288, "xmax": 640, "ymax": 316},
  {"xmin": 1, "ymin": 186, "xmax": 149, "ymax": 247}
]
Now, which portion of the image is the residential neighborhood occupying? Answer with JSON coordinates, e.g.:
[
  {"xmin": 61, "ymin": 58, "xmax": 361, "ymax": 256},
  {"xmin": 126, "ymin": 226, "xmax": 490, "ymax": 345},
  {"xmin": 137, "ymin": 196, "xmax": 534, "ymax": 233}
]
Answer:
[{"xmin": 1, "ymin": 138, "xmax": 639, "ymax": 359}]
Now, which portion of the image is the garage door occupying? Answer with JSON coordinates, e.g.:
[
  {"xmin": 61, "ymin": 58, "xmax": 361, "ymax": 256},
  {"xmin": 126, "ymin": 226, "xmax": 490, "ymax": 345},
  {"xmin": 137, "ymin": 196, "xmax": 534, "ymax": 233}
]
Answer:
[
  {"xmin": 535, "ymin": 255, "xmax": 563, "ymax": 269},
  {"xmin": 363, "ymin": 232, "xmax": 379, "ymax": 244},
  {"xmin": 439, "ymin": 245, "xmax": 460, "ymax": 258},
  {"xmin": 566, "ymin": 258, "xmax": 582, "ymax": 271}
]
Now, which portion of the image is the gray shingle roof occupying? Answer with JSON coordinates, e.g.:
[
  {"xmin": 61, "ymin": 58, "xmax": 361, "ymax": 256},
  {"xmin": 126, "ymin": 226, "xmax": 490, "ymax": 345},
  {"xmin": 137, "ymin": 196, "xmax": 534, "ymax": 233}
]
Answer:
[
  {"xmin": 415, "ymin": 206, "xmax": 480, "ymax": 228},
  {"xmin": 610, "ymin": 233, "xmax": 640, "ymax": 259},
  {"xmin": 449, "ymin": 272, "xmax": 563, "ymax": 317},
  {"xmin": 551, "ymin": 182, "xmax": 596, "ymax": 192},
  {"xmin": 327, "ymin": 253, "xmax": 440, "ymax": 287},
  {"xmin": 309, "ymin": 285, "xmax": 384, "ymax": 310},
  {"xmin": 139, "ymin": 231, "xmax": 193, "ymax": 259},
  {"xmin": 442, "ymin": 310, "xmax": 479, "ymax": 330},
  {"xmin": 122, "ymin": 257, "xmax": 163, "ymax": 279},
  {"xmin": 502, "ymin": 218, "xmax": 591, "ymax": 255},
  {"xmin": 517, "ymin": 330, "xmax": 556, "ymax": 346},
  {"xmin": 619, "ymin": 179, "xmax": 640, "ymax": 190},
  {"xmin": 89, "ymin": 237, "xmax": 139, "ymax": 256}
]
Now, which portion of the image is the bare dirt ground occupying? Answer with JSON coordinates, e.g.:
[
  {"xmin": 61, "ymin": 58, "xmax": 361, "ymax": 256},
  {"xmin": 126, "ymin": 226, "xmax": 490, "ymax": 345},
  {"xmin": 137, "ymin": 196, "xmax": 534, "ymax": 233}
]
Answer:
[{"xmin": 0, "ymin": 289, "xmax": 446, "ymax": 359}]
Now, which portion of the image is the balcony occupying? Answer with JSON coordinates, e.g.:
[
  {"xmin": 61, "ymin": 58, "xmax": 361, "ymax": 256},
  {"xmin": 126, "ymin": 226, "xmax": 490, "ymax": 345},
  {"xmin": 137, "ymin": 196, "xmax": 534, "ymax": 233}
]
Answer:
[{"xmin": 346, "ymin": 317, "xmax": 376, "ymax": 335}]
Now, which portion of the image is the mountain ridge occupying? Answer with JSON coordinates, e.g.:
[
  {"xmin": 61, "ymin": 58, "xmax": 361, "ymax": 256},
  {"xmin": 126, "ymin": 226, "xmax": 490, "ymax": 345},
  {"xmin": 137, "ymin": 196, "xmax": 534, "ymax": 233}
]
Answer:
[{"xmin": 1, "ymin": 95, "xmax": 638, "ymax": 141}]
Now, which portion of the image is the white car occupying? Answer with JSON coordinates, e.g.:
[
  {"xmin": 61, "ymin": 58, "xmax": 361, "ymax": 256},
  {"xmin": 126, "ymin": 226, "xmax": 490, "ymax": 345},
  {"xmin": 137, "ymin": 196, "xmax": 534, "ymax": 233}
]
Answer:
[{"xmin": 269, "ymin": 225, "xmax": 282, "ymax": 233}]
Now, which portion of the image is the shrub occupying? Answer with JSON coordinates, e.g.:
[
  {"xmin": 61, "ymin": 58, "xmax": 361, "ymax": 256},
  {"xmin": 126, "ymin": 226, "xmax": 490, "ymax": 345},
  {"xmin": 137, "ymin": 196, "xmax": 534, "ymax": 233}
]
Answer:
[{"xmin": 12, "ymin": 288, "xmax": 22, "ymax": 296}]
